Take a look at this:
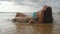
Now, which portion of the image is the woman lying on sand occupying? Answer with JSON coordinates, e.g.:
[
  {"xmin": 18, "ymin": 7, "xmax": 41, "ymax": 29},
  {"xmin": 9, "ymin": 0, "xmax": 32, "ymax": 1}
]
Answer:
[{"xmin": 12, "ymin": 5, "xmax": 53, "ymax": 24}]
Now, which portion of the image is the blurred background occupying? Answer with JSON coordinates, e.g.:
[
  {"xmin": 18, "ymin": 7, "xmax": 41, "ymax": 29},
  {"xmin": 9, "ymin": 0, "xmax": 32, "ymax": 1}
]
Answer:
[{"xmin": 0, "ymin": 0, "xmax": 60, "ymax": 13}]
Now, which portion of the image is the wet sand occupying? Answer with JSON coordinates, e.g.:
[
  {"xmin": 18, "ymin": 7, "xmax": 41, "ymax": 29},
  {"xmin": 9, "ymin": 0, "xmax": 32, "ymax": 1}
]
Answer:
[{"xmin": 0, "ymin": 13, "xmax": 60, "ymax": 34}]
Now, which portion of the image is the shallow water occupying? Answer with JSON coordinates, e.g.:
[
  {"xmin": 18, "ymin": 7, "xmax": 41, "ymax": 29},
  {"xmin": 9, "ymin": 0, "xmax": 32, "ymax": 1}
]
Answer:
[{"xmin": 0, "ymin": 13, "xmax": 60, "ymax": 34}]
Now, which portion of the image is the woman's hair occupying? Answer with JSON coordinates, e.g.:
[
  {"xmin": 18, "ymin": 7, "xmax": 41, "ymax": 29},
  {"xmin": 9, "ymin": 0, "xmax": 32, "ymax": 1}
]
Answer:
[
  {"xmin": 39, "ymin": 5, "xmax": 53, "ymax": 23},
  {"xmin": 43, "ymin": 6, "xmax": 53, "ymax": 23}
]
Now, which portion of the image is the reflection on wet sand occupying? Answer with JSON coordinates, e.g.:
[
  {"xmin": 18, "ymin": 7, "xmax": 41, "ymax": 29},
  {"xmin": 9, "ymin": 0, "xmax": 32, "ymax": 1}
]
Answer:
[
  {"xmin": 14, "ymin": 23, "xmax": 53, "ymax": 34},
  {"xmin": 0, "ymin": 21, "xmax": 60, "ymax": 34}
]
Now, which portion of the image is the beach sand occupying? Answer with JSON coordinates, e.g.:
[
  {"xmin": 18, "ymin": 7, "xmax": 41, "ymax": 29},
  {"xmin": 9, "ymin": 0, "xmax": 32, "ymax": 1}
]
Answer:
[{"xmin": 0, "ymin": 13, "xmax": 60, "ymax": 34}]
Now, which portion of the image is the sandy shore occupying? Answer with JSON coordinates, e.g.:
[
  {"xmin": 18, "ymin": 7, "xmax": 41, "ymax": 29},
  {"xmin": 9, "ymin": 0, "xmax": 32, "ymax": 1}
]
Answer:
[{"xmin": 0, "ymin": 13, "xmax": 60, "ymax": 34}]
